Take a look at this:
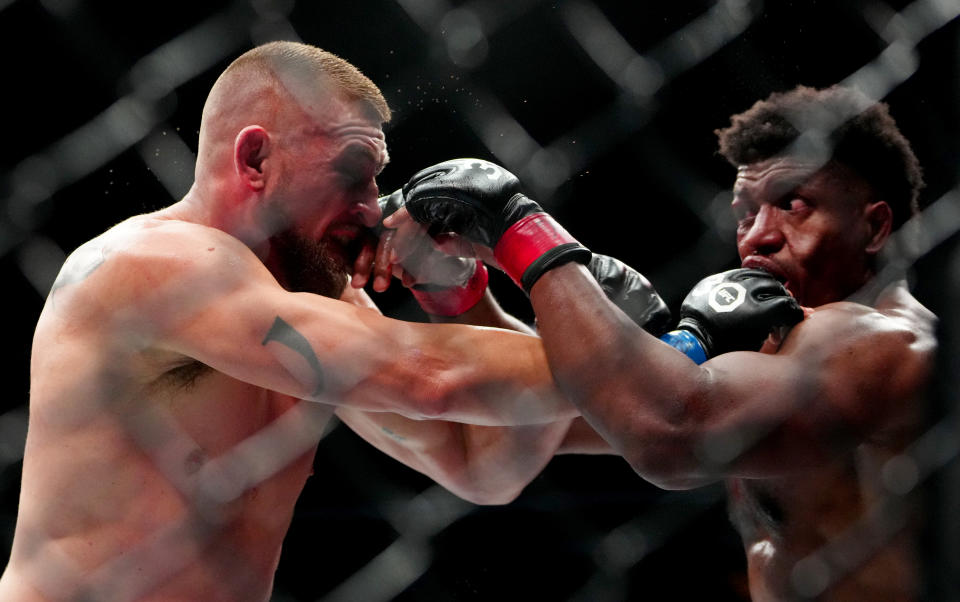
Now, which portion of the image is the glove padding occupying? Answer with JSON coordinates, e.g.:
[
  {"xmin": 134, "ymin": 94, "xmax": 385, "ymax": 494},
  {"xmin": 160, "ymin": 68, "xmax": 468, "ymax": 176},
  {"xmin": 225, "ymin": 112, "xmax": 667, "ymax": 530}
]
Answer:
[
  {"xmin": 402, "ymin": 159, "xmax": 591, "ymax": 292},
  {"xmin": 587, "ymin": 254, "xmax": 671, "ymax": 336},
  {"xmin": 377, "ymin": 189, "xmax": 487, "ymax": 315},
  {"xmin": 676, "ymin": 268, "xmax": 803, "ymax": 357},
  {"xmin": 375, "ymin": 189, "xmax": 476, "ymax": 285}
]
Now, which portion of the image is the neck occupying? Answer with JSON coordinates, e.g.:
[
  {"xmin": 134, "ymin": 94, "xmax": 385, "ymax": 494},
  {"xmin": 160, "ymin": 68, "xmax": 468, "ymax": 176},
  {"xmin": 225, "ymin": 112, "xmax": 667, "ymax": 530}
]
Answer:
[
  {"xmin": 166, "ymin": 183, "xmax": 272, "ymax": 261},
  {"xmin": 846, "ymin": 265, "xmax": 905, "ymax": 307}
]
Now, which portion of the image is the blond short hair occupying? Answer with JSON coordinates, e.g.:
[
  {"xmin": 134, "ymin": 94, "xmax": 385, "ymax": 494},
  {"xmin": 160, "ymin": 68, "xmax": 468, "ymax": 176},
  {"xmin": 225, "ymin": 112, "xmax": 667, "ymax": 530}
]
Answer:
[{"xmin": 211, "ymin": 41, "xmax": 391, "ymax": 124}]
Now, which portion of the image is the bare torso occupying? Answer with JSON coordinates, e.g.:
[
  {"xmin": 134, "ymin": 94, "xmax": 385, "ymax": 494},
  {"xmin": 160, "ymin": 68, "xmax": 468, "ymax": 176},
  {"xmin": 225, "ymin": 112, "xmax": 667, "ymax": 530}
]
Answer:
[
  {"xmin": 728, "ymin": 449, "xmax": 919, "ymax": 601},
  {"xmin": 1, "ymin": 215, "xmax": 331, "ymax": 601},
  {"xmin": 727, "ymin": 282, "xmax": 933, "ymax": 601}
]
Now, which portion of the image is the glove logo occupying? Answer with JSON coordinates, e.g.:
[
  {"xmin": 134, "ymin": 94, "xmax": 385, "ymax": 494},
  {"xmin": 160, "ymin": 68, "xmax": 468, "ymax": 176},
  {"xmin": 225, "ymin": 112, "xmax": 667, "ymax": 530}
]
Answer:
[
  {"xmin": 708, "ymin": 282, "xmax": 746, "ymax": 313},
  {"xmin": 467, "ymin": 161, "xmax": 503, "ymax": 182},
  {"xmin": 688, "ymin": 273, "xmax": 725, "ymax": 298}
]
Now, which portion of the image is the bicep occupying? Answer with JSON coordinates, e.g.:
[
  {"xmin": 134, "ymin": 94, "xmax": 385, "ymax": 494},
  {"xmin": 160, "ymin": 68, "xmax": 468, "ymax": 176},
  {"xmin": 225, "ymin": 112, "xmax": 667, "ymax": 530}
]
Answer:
[
  {"xmin": 104, "ymin": 230, "xmax": 410, "ymax": 406},
  {"xmin": 691, "ymin": 313, "xmax": 931, "ymax": 476},
  {"xmin": 150, "ymin": 254, "xmax": 572, "ymax": 424},
  {"xmin": 160, "ymin": 272, "xmax": 420, "ymax": 408}
]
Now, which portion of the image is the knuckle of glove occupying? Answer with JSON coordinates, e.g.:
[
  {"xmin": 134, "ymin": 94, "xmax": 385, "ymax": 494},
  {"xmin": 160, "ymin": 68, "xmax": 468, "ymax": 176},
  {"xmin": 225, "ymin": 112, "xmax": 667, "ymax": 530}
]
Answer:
[
  {"xmin": 590, "ymin": 254, "xmax": 671, "ymax": 334},
  {"xmin": 406, "ymin": 159, "xmax": 515, "ymax": 207},
  {"xmin": 729, "ymin": 267, "xmax": 773, "ymax": 281},
  {"xmin": 636, "ymin": 296, "xmax": 672, "ymax": 336},
  {"xmin": 586, "ymin": 253, "xmax": 618, "ymax": 277},
  {"xmin": 748, "ymin": 282, "xmax": 787, "ymax": 302},
  {"xmin": 775, "ymin": 297, "xmax": 805, "ymax": 326},
  {"xmin": 451, "ymin": 158, "xmax": 521, "ymax": 199},
  {"xmin": 408, "ymin": 161, "xmax": 460, "ymax": 186},
  {"xmin": 404, "ymin": 158, "xmax": 528, "ymax": 249}
]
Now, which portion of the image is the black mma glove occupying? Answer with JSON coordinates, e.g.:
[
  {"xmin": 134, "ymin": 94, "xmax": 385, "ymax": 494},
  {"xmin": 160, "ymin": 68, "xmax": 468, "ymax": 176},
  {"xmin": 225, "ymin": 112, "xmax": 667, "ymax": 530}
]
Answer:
[
  {"xmin": 378, "ymin": 189, "xmax": 488, "ymax": 316},
  {"xmin": 402, "ymin": 159, "xmax": 591, "ymax": 292},
  {"xmin": 587, "ymin": 253, "xmax": 671, "ymax": 336},
  {"xmin": 377, "ymin": 189, "xmax": 405, "ymax": 226},
  {"xmin": 661, "ymin": 268, "xmax": 804, "ymax": 363}
]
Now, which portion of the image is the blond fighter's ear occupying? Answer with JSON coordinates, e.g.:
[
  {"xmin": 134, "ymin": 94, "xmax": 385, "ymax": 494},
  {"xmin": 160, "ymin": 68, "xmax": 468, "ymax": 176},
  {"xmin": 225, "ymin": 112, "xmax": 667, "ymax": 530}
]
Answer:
[{"xmin": 235, "ymin": 126, "xmax": 270, "ymax": 192}]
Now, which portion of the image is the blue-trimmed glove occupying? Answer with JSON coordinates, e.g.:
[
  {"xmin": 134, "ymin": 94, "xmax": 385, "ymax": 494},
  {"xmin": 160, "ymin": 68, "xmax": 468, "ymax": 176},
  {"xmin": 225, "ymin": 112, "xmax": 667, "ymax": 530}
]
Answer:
[{"xmin": 661, "ymin": 268, "xmax": 804, "ymax": 364}]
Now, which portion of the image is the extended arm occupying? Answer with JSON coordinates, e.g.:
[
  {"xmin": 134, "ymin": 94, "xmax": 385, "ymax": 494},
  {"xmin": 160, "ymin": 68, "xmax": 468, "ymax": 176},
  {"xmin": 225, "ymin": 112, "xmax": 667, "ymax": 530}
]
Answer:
[
  {"xmin": 338, "ymin": 202, "xmax": 627, "ymax": 501},
  {"xmin": 91, "ymin": 222, "xmax": 574, "ymax": 426},
  {"xmin": 397, "ymin": 158, "xmax": 933, "ymax": 488},
  {"xmin": 333, "ymin": 284, "xmax": 573, "ymax": 504},
  {"xmin": 531, "ymin": 263, "xmax": 933, "ymax": 487}
]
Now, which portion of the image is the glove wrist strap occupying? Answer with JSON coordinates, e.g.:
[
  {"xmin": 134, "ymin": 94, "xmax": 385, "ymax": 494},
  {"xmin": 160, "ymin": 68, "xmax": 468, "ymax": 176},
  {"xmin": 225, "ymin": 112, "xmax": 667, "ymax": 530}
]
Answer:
[
  {"xmin": 411, "ymin": 260, "xmax": 488, "ymax": 316},
  {"xmin": 494, "ymin": 213, "xmax": 591, "ymax": 292},
  {"xmin": 659, "ymin": 330, "xmax": 709, "ymax": 365}
]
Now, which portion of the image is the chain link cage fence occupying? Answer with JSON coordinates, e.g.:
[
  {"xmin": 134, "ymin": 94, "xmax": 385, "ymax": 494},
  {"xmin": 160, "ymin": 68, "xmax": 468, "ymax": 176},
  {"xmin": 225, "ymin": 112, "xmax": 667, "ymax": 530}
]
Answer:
[{"xmin": 0, "ymin": 0, "xmax": 958, "ymax": 600}]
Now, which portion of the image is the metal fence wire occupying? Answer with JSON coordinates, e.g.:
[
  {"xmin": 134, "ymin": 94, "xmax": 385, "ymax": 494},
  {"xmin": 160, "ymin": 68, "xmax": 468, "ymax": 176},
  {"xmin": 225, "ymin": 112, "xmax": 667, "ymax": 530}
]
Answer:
[{"xmin": 1, "ymin": 0, "xmax": 959, "ymax": 600}]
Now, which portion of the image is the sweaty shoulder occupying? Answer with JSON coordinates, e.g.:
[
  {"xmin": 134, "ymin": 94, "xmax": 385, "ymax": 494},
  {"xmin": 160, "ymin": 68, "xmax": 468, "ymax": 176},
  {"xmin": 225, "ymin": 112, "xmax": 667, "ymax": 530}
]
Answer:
[
  {"xmin": 785, "ymin": 282, "xmax": 936, "ymax": 356},
  {"xmin": 44, "ymin": 217, "xmax": 274, "ymax": 339},
  {"xmin": 773, "ymin": 283, "xmax": 935, "ymax": 441}
]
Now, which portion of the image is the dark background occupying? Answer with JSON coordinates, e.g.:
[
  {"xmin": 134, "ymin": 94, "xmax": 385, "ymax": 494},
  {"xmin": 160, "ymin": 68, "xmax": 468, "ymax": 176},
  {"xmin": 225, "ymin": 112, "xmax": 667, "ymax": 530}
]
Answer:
[{"xmin": 0, "ymin": 0, "xmax": 957, "ymax": 600}]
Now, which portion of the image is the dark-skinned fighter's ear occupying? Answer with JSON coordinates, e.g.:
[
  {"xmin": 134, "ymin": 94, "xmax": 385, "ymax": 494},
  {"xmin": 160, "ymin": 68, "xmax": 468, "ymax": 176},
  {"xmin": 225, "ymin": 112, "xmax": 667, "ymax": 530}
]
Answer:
[{"xmin": 864, "ymin": 200, "xmax": 893, "ymax": 255}]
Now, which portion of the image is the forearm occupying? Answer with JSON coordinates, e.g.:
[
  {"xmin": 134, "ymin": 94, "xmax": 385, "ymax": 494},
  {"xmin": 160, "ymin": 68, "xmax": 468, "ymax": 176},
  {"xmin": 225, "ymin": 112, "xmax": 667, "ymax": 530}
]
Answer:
[
  {"xmin": 287, "ymin": 304, "xmax": 574, "ymax": 425},
  {"xmin": 339, "ymin": 408, "xmax": 573, "ymax": 504},
  {"xmin": 211, "ymin": 288, "xmax": 572, "ymax": 426},
  {"xmin": 390, "ymin": 320, "xmax": 576, "ymax": 425},
  {"xmin": 529, "ymin": 263, "xmax": 713, "ymax": 483}
]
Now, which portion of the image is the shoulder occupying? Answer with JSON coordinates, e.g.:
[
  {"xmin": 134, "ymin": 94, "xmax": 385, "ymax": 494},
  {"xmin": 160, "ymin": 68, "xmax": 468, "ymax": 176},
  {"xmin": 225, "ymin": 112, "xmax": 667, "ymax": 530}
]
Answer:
[
  {"xmin": 45, "ymin": 217, "xmax": 275, "ymax": 332},
  {"xmin": 780, "ymin": 303, "xmax": 932, "ymax": 375},
  {"xmin": 62, "ymin": 217, "xmax": 266, "ymax": 289},
  {"xmin": 786, "ymin": 282, "xmax": 936, "ymax": 357},
  {"xmin": 776, "ymin": 287, "xmax": 935, "ymax": 422}
]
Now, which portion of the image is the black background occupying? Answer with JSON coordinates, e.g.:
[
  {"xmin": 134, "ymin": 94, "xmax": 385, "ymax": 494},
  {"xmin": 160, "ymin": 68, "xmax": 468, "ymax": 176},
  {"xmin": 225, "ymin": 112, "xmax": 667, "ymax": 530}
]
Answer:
[{"xmin": 0, "ymin": 0, "xmax": 957, "ymax": 600}]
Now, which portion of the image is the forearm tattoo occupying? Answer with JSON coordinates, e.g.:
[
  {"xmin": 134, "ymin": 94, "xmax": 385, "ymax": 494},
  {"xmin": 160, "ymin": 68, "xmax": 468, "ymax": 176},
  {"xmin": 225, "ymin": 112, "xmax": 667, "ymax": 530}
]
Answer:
[{"xmin": 261, "ymin": 316, "xmax": 326, "ymax": 397}]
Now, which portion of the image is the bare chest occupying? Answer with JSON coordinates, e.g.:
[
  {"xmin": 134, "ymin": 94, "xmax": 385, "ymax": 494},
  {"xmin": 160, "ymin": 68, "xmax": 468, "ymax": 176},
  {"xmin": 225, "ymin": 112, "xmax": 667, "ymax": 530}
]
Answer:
[
  {"xmin": 725, "ymin": 449, "xmax": 921, "ymax": 600},
  {"xmin": 727, "ymin": 467, "xmax": 861, "ymax": 547},
  {"xmin": 18, "ymin": 362, "xmax": 333, "ymax": 599},
  {"xmin": 149, "ymin": 365, "xmax": 331, "ymax": 504}
]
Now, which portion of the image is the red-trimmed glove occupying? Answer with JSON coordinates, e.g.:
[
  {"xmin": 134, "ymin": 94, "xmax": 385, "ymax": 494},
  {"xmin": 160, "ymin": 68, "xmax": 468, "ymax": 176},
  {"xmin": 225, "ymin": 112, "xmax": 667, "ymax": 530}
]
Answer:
[
  {"xmin": 402, "ymin": 159, "xmax": 591, "ymax": 292},
  {"xmin": 409, "ymin": 259, "xmax": 489, "ymax": 316},
  {"xmin": 378, "ymin": 189, "xmax": 489, "ymax": 316}
]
